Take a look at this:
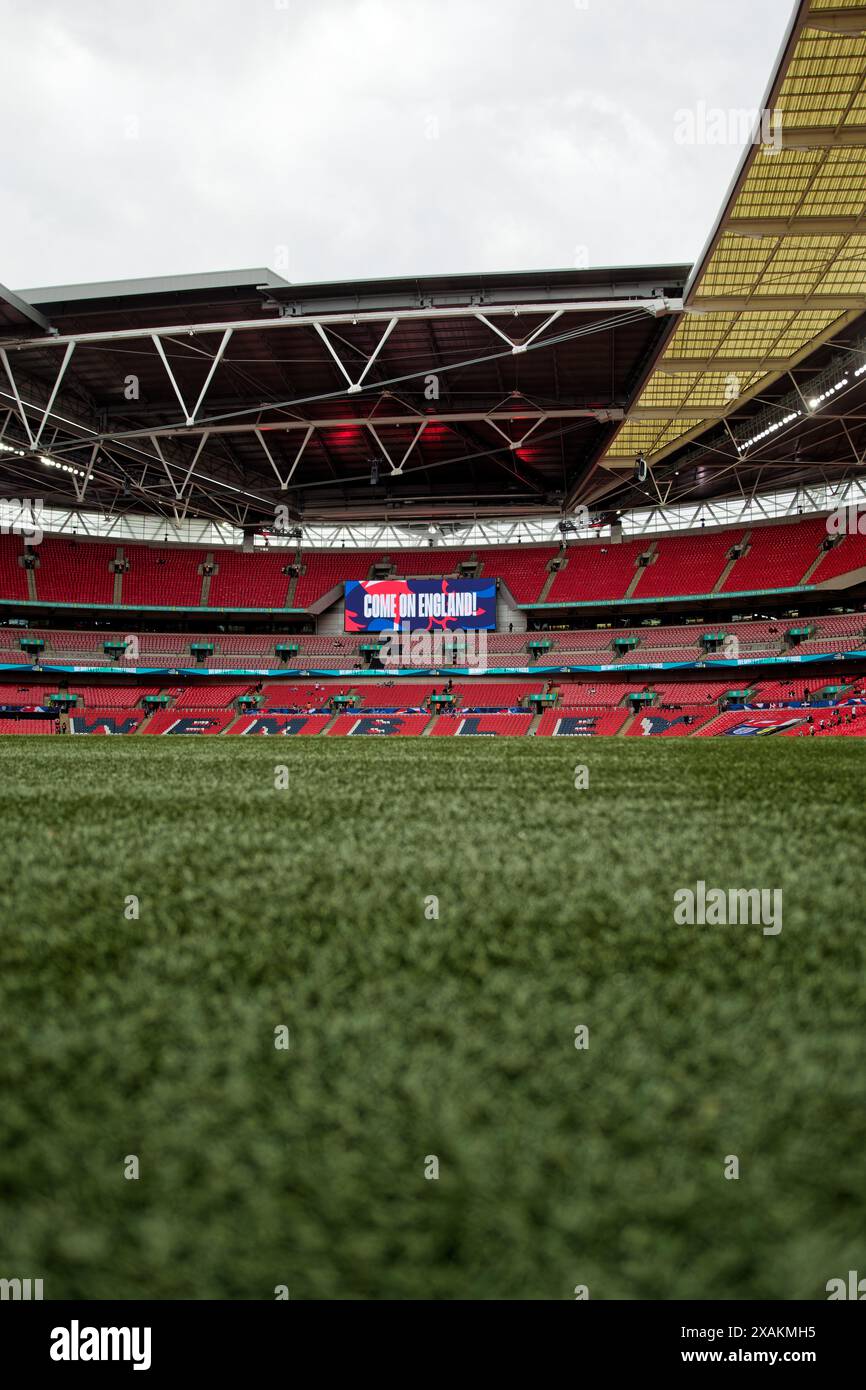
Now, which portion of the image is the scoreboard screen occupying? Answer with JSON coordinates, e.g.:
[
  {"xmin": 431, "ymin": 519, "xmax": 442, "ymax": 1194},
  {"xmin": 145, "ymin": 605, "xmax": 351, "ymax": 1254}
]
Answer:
[{"xmin": 344, "ymin": 577, "xmax": 496, "ymax": 632}]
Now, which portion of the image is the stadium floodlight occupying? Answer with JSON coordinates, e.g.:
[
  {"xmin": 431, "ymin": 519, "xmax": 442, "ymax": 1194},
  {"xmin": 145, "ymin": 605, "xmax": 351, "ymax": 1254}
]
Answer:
[
  {"xmin": 808, "ymin": 377, "xmax": 849, "ymax": 412},
  {"xmin": 737, "ymin": 410, "xmax": 801, "ymax": 452},
  {"xmin": 40, "ymin": 456, "xmax": 86, "ymax": 478}
]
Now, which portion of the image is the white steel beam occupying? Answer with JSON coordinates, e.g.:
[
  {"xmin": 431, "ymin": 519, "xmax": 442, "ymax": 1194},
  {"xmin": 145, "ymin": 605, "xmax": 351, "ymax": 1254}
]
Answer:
[
  {"xmin": 0, "ymin": 298, "xmax": 681, "ymax": 353},
  {"xmin": 475, "ymin": 309, "xmax": 564, "ymax": 353},
  {"xmin": 33, "ymin": 340, "xmax": 75, "ymax": 447},
  {"xmin": 70, "ymin": 442, "xmax": 100, "ymax": 504},
  {"xmin": 0, "ymin": 348, "xmax": 36, "ymax": 446},
  {"xmin": 315, "ymin": 317, "xmax": 397, "ymax": 393},
  {"xmin": 189, "ymin": 328, "xmax": 233, "ymax": 423},
  {"xmin": 366, "ymin": 420, "xmax": 428, "ymax": 475},
  {"xmin": 58, "ymin": 406, "xmax": 627, "ymax": 450},
  {"xmin": 152, "ymin": 335, "xmax": 192, "ymax": 423}
]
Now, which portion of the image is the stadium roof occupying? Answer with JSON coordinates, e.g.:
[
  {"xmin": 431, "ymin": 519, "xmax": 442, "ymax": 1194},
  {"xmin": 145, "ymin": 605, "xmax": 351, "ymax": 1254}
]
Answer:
[
  {"xmin": 586, "ymin": 0, "xmax": 866, "ymax": 513},
  {"xmin": 0, "ymin": 264, "xmax": 686, "ymax": 527},
  {"xmin": 2, "ymin": 0, "xmax": 866, "ymax": 532}
]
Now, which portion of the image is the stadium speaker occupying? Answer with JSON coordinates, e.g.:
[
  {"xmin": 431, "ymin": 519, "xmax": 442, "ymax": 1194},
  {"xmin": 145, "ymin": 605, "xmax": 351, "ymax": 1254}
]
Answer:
[{"xmin": 634, "ymin": 452, "xmax": 648, "ymax": 485}]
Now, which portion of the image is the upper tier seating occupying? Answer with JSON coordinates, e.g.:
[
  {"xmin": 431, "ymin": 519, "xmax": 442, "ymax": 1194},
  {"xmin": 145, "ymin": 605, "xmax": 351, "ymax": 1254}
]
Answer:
[
  {"xmin": 122, "ymin": 547, "xmax": 208, "ymax": 607},
  {"xmin": 391, "ymin": 550, "xmax": 470, "ymax": 576},
  {"xmin": 546, "ymin": 540, "xmax": 647, "ymax": 603},
  {"xmin": 721, "ymin": 518, "xmax": 828, "ymax": 592},
  {"xmin": 476, "ymin": 547, "xmax": 555, "ymax": 602},
  {"xmin": 35, "ymin": 538, "xmax": 116, "ymax": 604},
  {"xmin": 293, "ymin": 551, "xmax": 379, "ymax": 607},
  {"xmin": 0, "ymin": 534, "xmax": 29, "ymax": 600},
  {"xmin": 633, "ymin": 530, "xmax": 742, "ymax": 599},
  {"xmin": 3, "ymin": 515, "xmax": 866, "ymax": 612},
  {"xmin": 810, "ymin": 531, "xmax": 866, "ymax": 585},
  {"xmin": 208, "ymin": 551, "xmax": 291, "ymax": 608}
]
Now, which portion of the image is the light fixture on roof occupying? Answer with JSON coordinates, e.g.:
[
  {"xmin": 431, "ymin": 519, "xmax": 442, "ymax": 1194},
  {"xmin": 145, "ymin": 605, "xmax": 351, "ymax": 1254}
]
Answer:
[
  {"xmin": 738, "ymin": 410, "xmax": 801, "ymax": 452},
  {"xmin": 40, "ymin": 456, "xmax": 86, "ymax": 478},
  {"xmin": 808, "ymin": 377, "xmax": 848, "ymax": 411}
]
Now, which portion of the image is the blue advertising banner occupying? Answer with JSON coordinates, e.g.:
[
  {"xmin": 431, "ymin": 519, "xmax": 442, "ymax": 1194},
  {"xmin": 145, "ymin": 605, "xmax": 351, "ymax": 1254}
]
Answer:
[{"xmin": 344, "ymin": 578, "xmax": 496, "ymax": 632}]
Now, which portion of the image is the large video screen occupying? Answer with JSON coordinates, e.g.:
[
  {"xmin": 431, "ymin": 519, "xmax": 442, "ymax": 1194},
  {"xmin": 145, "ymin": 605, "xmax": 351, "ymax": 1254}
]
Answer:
[{"xmin": 344, "ymin": 577, "xmax": 497, "ymax": 632}]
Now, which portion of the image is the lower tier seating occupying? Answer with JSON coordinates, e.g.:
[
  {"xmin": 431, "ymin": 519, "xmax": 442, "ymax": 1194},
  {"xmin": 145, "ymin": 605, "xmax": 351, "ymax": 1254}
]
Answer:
[
  {"xmin": 430, "ymin": 713, "xmax": 535, "ymax": 736},
  {"xmin": 325, "ymin": 714, "xmax": 431, "ymax": 736}
]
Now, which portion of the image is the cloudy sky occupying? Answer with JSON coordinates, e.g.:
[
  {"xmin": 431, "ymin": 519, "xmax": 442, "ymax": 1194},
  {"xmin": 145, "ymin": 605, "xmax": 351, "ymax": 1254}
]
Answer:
[{"xmin": 2, "ymin": 0, "xmax": 794, "ymax": 292}]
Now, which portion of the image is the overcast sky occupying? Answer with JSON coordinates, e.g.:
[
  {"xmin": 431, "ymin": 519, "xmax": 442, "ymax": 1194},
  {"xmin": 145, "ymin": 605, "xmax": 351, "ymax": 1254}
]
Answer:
[{"xmin": 2, "ymin": 0, "xmax": 795, "ymax": 292}]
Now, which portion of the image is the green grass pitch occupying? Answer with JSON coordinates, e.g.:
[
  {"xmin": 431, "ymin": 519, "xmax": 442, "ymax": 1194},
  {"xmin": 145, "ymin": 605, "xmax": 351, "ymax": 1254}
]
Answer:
[{"xmin": 1, "ymin": 734, "xmax": 864, "ymax": 1300}]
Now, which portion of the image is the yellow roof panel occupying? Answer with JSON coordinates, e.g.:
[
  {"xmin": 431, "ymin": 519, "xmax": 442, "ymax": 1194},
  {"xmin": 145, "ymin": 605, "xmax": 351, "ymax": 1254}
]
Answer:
[{"xmin": 594, "ymin": 0, "xmax": 866, "ymax": 480}]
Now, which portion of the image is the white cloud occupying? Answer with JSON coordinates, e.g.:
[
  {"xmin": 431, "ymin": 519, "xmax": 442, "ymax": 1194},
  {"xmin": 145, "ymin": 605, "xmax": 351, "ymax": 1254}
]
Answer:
[{"xmin": 1, "ymin": 0, "xmax": 794, "ymax": 289}]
